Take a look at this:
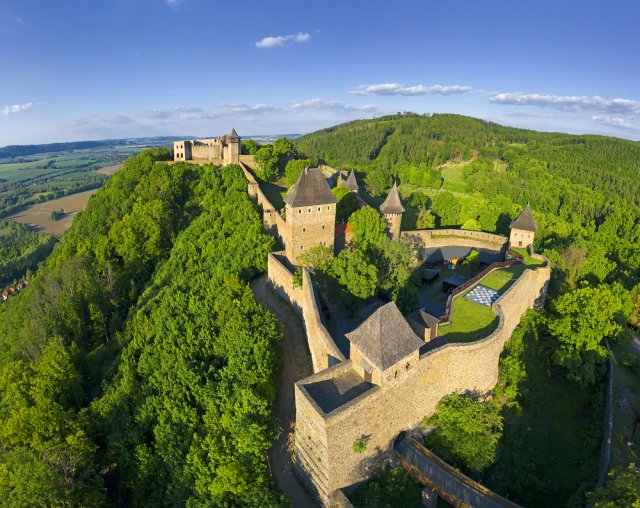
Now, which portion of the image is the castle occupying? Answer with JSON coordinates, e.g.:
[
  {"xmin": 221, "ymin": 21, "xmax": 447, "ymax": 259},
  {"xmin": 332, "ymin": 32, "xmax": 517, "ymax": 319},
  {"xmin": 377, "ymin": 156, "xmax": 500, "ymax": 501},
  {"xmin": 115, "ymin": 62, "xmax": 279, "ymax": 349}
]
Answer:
[
  {"xmin": 256, "ymin": 166, "xmax": 549, "ymax": 506},
  {"xmin": 173, "ymin": 128, "xmax": 241, "ymax": 166},
  {"xmin": 177, "ymin": 134, "xmax": 549, "ymax": 505}
]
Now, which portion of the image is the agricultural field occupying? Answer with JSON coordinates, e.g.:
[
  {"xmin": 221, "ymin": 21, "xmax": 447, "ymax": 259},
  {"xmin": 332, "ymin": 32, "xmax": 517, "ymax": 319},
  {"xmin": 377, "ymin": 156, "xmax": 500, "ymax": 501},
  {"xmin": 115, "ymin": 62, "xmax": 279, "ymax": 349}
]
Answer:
[
  {"xmin": 8, "ymin": 188, "xmax": 102, "ymax": 237},
  {"xmin": 0, "ymin": 143, "xmax": 156, "ymax": 218}
]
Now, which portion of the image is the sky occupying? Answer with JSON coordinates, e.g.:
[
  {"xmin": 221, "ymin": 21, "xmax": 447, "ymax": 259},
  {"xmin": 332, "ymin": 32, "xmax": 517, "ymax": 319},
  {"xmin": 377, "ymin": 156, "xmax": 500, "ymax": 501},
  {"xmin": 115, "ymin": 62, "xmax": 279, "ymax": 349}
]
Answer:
[{"xmin": 1, "ymin": 0, "xmax": 639, "ymax": 145}]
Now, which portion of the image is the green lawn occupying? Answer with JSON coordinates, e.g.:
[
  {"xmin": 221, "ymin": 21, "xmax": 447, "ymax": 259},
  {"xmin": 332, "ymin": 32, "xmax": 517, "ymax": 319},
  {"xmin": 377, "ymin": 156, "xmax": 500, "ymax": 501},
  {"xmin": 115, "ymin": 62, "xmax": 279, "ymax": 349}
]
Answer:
[
  {"xmin": 438, "ymin": 295, "xmax": 499, "ymax": 343},
  {"xmin": 436, "ymin": 265, "xmax": 531, "ymax": 343},
  {"xmin": 511, "ymin": 247, "xmax": 546, "ymax": 268},
  {"xmin": 481, "ymin": 264, "xmax": 527, "ymax": 292}
]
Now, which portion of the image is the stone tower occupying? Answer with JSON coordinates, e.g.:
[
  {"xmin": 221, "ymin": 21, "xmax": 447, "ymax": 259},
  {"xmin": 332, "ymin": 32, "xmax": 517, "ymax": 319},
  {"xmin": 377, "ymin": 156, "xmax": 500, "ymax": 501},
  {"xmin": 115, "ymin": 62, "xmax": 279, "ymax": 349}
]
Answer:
[
  {"xmin": 509, "ymin": 203, "xmax": 537, "ymax": 249},
  {"xmin": 224, "ymin": 128, "xmax": 241, "ymax": 165},
  {"xmin": 284, "ymin": 168, "xmax": 337, "ymax": 264},
  {"xmin": 379, "ymin": 182, "xmax": 405, "ymax": 240}
]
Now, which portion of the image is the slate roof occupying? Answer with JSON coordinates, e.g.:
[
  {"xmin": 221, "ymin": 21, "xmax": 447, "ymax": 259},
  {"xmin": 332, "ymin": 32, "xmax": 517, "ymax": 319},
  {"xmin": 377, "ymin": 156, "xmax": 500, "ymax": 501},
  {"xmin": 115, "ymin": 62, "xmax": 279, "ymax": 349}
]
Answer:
[
  {"xmin": 229, "ymin": 128, "xmax": 239, "ymax": 138},
  {"xmin": 346, "ymin": 302, "xmax": 423, "ymax": 371},
  {"xmin": 419, "ymin": 310, "xmax": 441, "ymax": 329},
  {"xmin": 509, "ymin": 204, "xmax": 537, "ymax": 232},
  {"xmin": 284, "ymin": 168, "xmax": 337, "ymax": 207},
  {"xmin": 344, "ymin": 170, "xmax": 359, "ymax": 191},
  {"xmin": 380, "ymin": 182, "xmax": 405, "ymax": 214}
]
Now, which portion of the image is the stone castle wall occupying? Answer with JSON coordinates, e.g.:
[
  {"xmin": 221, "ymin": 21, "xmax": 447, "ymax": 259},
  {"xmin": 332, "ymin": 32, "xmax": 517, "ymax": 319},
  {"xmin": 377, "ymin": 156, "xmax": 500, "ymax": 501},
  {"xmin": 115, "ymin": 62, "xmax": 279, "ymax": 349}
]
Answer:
[
  {"xmin": 268, "ymin": 253, "xmax": 346, "ymax": 373},
  {"xmin": 294, "ymin": 259, "xmax": 550, "ymax": 501},
  {"xmin": 191, "ymin": 139, "xmax": 224, "ymax": 160},
  {"xmin": 402, "ymin": 229, "xmax": 508, "ymax": 254}
]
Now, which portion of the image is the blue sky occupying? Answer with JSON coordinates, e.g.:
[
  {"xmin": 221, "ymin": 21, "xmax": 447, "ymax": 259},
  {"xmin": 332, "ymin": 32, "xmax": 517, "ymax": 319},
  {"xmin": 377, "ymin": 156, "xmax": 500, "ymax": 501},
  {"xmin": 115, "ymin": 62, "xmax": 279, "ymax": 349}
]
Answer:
[{"xmin": 1, "ymin": 0, "xmax": 639, "ymax": 145}]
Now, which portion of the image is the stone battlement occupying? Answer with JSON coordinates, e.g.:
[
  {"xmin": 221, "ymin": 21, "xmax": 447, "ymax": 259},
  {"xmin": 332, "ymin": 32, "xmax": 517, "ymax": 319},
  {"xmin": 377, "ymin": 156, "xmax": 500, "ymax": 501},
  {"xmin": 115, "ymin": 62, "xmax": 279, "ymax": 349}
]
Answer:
[{"xmin": 290, "ymin": 258, "xmax": 549, "ymax": 504}]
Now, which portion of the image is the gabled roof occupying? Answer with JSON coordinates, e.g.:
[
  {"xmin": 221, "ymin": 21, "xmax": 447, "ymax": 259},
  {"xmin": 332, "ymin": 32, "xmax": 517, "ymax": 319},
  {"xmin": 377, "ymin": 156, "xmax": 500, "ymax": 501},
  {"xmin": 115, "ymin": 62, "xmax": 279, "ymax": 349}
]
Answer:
[
  {"xmin": 344, "ymin": 170, "xmax": 359, "ymax": 192},
  {"xmin": 509, "ymin": 203, "xmax": 537, "ymax": 232},
  {"xmin": 346, "ymin": 302, "xmax": 423, "ymax": 371},
  {"xmin": 419, "ymin": 310, "xmax": 441, "ymax": 329},
  {"xmin": 379, "ymin": 182, "xmax": 405, "ymax": 214},
  {"xmin": 284, "ymin": 168, "xmax": 338, "ymax": 207}
]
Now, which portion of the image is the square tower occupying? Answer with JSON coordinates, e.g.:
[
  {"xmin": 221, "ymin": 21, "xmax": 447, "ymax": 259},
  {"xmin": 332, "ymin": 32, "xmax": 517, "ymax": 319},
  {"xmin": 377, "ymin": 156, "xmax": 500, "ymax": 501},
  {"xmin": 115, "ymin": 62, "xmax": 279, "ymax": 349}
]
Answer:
[
  {"xmin": 284, "ymin": 168, "xmax": 337, "ymax": 264},
  {"xmin": 224, "ymin": 128, "xmax": 241, "ymax": 165},
  {"xmin": 509, "ymin": 203, "xmax": 537, "ymax": 249}
]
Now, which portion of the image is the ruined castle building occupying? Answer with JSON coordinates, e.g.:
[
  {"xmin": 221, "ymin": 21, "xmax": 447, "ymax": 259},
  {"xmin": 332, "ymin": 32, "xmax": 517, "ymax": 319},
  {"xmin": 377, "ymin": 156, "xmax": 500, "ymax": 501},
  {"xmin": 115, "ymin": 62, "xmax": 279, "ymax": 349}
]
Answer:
[
  {"xmin": 379, "ymin": 182, "xmax": 405, "ymax": 240},
  {"xmin": 284, "ymin": 168, "xmax": 337, "ymax": 264},
  {"xmin": 509, "ymin": 203, "xmax": 537, "ymax": 249},
  {"xmin": 172, "ymin": 128, "xmax": 241, "ymax": 165}
]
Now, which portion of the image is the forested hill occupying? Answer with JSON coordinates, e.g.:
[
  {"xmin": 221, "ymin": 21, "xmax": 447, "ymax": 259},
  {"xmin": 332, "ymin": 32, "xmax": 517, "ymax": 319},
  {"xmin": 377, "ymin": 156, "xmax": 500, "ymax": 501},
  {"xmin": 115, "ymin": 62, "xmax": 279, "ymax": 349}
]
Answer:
[
  {"xmin": 294, "ymin": 113, "xmax": 640, "ymax": 210},
  {"xmin": 0, "ymin": 150, "xmax": 285, "ymax": 506}
]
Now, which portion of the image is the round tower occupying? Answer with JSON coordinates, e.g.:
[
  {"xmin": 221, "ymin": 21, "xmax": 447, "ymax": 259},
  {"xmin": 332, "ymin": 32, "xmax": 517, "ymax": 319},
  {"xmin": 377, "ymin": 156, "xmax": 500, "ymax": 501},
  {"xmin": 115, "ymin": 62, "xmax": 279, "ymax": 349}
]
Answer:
[{"xmin": 379, "ymin": 182, "xmax": 405, "ymax": 240}]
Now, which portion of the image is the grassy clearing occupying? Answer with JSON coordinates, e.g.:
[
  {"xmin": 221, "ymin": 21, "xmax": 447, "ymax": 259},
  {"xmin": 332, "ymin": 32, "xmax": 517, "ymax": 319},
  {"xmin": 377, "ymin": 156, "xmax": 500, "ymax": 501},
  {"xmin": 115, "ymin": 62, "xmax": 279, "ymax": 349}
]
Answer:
[
  {"xmin": 609, "ymin": 338, "xmax": 640, "ymax": 469},
  {"xmin": 440, "ymin": 162, "xmax": 469, "ymax": 193}
]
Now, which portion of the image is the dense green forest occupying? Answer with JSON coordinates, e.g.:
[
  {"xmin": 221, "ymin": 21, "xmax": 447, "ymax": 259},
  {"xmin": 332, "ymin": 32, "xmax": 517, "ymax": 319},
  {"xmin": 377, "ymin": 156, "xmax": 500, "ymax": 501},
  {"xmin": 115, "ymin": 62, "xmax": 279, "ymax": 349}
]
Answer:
[
  {"xmin": 297, "ymin": 114, "xmax": 640, "ymax": 507},
  {"xmin": 0, "ymin": 220, "xmax": 56, "ymax": 287},
  {"xmin": 0, "ymin": 150, "xmax": 284, "ymax": 506}
]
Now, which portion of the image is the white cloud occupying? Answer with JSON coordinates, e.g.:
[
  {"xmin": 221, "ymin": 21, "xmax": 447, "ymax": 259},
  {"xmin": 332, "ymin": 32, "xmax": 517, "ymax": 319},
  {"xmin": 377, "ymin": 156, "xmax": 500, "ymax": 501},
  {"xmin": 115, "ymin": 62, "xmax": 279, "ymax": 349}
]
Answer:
[
  {"xmin": 350, "ymin": 83, "xmax": 473, "ymax": 96},
  {"xmin": 1, "ymin": 102, "xmax": 37, "ymax": 116},
  {"xmin": 291, "ymin": 98, "xmax": 378, "ymax": 113},
  {"xmin": 487, "ymin": 92, "xmax": 640, "ymax": 116},
  {"xmin": 256, "ymin": 32, "xmax": 311, "ymax": 48},
  {"xmin": 592, "ymin": 115, "xmax": 640, "ymax": 132},
  {"xmin": 164, "ymin": 0, "xmax": 186, "ymax": 7}
]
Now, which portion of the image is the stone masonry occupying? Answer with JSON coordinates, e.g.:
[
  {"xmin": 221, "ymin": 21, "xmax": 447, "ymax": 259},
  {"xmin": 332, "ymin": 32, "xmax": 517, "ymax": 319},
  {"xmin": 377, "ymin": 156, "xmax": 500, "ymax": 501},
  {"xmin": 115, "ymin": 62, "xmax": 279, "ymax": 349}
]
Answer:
[
  {"xmin": 229, "ymin": 147, "xmax": 546, "ymax": 506},
  {"xmin": 173, "ymin": 128, "xmax": 241, "ymax": 166}
]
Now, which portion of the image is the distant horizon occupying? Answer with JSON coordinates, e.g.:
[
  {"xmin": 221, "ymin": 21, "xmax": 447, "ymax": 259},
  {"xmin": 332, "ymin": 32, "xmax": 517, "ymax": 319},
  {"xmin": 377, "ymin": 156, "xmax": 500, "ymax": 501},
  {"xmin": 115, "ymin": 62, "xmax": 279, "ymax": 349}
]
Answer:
[
  {"xmin": 1, "ymin": 0, "xmax": 639, "ymax": 145},
  {"xmin": 3, "ymin": 112, "xmax": 640, "ymax": 152}
]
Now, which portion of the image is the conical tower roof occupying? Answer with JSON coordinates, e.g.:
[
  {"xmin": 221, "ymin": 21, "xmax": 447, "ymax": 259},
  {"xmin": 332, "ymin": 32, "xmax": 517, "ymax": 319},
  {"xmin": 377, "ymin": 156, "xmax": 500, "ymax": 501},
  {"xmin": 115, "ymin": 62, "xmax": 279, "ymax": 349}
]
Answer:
[
  {"xmin": 379, "ymin": 182, "xmax": 405, "ymax": 214},
  {"xmin": 229, "ymin": 128, "xmax": 240, "ymax": 140},
  {"xmin": 509, "ymin": 203, "xmax": 537, "ymax": 232},
  {"xmin": 344, "ymin": 170, "xmax": 359, "ymax": 192},
  {"xmin": 284, "ymin": 168, "xmax": 337, "ymax": 207}
]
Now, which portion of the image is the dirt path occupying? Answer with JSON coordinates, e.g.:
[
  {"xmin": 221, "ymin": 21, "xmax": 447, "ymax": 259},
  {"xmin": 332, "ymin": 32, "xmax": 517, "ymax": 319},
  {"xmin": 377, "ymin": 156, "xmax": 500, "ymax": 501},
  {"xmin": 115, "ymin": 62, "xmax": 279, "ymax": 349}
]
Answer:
[{"xmin": 250, "ymin": 276, "xmax": 317, "ymax": 508}]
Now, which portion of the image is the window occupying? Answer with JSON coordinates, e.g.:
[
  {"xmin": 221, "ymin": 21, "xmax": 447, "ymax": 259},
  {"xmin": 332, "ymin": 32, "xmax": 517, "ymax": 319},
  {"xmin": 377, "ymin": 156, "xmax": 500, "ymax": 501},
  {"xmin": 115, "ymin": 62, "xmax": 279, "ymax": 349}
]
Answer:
[
  {"xmin": 308, "ymin": 208, "xmax": 312, "ymax": 213},
  {"xmin": 300, "ymin": 245, "xmax": 304, "ymax": 250},
  {"xmin": 318, "ymin": 207, "xmax": 321, "ymax": 212},
  {"xmin": 302, "ymin": 227, "xmax": 306, "ymax": 232},
  {"xmin": 322, "ymin": 225, "xmax": 325, "ymax": 230},
  {"xmin": 298, "ymin": 209, "xmax": 302, "ymax": 214}
]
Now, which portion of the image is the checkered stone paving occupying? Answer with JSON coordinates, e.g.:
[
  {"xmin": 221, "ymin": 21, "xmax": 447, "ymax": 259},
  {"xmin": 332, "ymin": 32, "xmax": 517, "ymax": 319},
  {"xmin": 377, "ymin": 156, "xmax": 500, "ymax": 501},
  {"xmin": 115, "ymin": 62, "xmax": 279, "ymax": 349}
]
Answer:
[{"xmin": 464, "ymin": 285, "xmax": 501, "ymax": 307}]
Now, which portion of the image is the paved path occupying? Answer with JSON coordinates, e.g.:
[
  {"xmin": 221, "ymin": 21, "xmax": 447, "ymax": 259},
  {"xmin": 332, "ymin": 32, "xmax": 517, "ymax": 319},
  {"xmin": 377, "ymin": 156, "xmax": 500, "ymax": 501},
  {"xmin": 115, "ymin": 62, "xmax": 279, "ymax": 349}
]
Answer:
[{"xmin": 250, "ymin": 276, "xmax": 317, "ymax": 508}]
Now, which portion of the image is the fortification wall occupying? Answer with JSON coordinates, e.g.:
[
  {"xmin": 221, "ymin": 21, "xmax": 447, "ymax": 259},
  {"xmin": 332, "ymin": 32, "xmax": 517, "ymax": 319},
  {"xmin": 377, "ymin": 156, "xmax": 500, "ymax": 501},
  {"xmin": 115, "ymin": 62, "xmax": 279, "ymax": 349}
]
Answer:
[
  {"xmin": 239, "ymin": 154, "xmax": 257, "ymax": 169},
  {"xmin": 402, "ymin": 229, "xmax": 508, "ymax": 256},
  {"xmin": 268, "ymin": 254, "xmax": 346, "ymax": 373},
  {"xmin": 296, "ymin": 260, "xmax": 550, "ymax": 499}
]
